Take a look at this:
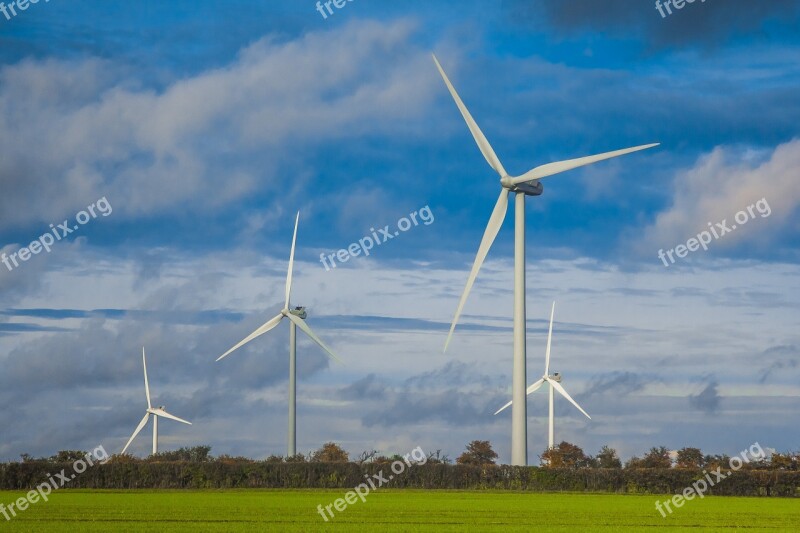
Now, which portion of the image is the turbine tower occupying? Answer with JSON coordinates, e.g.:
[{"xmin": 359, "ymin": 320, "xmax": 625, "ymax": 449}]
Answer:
[
  {"xmin": 433, "ymin": 54, "xmax": 657, "ymax": 465},
  {"xmin": 495, "ymin": 301, "xmax": 591, "ymax": 449},
  {"xmin": 216, "ymin": 211, "xmax": 342, "ymax": 457},
  {"xmin": 121, "ymin": 348, "xmax": 192, "ymax": 456}
]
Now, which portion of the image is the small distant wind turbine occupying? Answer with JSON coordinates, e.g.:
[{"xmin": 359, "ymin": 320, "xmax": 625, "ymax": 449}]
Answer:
[
  {"xmin": 121, "ymin": 348, "xmax": 192, "ymax": 456},
  {"xmin": 494, "ymin": 302, "xmax": 590, "ymax": 449},
  {"xmin": 433, "ymin": 54, "xmax": 657, "ymax": 465},
  {"xmin": 216, "ymin": 211, "xmax": 342, "ymax": 457}
]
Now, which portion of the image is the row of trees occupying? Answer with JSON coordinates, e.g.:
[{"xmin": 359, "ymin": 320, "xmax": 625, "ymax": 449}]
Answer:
[
  {"xmin": 3, "ymin": 449, "xmax": 799, "ymax": 495},
  {"xmin": 540, "ymin": 443, "xmax": 798, "ymax": 471},
  {"xmin": 11, "ymin": 441, "xmax": 799, "ymax": 471},
  {"xmin": 456, "ymin": 441, "xmax": 799, "ymax": 471}
]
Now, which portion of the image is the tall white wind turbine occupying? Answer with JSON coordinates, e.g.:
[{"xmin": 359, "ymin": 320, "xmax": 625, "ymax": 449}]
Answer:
[
  {"xmin": 433, "ymin": 54, "xmax": 657, "ymax": 465},
  {"xmin": 494, "ymin": 302, "xmax": 590, "ymax": 450},
  {"xmin": 216, "ymin": 211, "xmax": 342, "ymax": 457},
  {"xmin": 121, "ymin": 348, "xmax": 192, "ymax": 456}
]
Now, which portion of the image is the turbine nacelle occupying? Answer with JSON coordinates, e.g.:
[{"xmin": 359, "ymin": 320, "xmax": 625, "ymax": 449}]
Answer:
[
  {"xmin": 289, "ymin": 306, "xmax": 307, "ymax": 319},
  {"xmin": 281, "ymin": 307, "xmax": 306, "ymax": 319},
  {"xmin": 504, "ymin": 178, "xmax": 544, "ymax": 196},
  {"xmin": 509, "ymin": 180, "xmax": 544, "ymax": 196}
]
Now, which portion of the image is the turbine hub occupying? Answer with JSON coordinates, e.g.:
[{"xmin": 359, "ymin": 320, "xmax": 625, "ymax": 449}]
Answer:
[{"xmin": 289, "ymin": 306, "xmax": 307, "ymax": 319}]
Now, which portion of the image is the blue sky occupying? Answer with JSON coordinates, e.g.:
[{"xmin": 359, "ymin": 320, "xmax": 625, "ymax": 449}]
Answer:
[{"xmin": 1, "ymin": 1, "xmax": 799, "ymax": 463}]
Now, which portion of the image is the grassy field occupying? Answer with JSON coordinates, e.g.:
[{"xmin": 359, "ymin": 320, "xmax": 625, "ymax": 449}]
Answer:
[{"xmin": 1, "ymin": 489, "xmax": 799, "ymax": 532}]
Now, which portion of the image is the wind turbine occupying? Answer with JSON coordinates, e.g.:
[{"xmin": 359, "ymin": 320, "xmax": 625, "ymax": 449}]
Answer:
[
  {"xmin": 216, "ymin": 211, "xmax": 342, "ymax": 457},
  {"xmin": 433, "ymin": 54, "xmax": 657, "ymax": 465},
  {"xmin": 121, "ymin": 348, "xmax": 192, "ymax": 456},
  {"xmin": 494, "ymin": 301, "xmax": 590, "ymax": 450}
]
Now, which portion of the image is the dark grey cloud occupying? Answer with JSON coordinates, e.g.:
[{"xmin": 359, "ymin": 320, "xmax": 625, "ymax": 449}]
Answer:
[
  {"xmin": 338, "ymin": 374, "xmax": 386, "ymax": 401},
  {"xmin": 404, "ymin": 360, "xmax": 505, "ymax": 390},
  {"xmin": 583, "ymin": 371, "xmax": 653, "ymax": 397},
  {"xmin": 505, "ymin": 0, "xmax": 800, "ymax": 50},
  {"xmin": 0, "ymin": 244, "xmax": 51, "ymax": 304},
  {"xmin": 688, "ymin": 378, "xmax": 721, "ymax": 414},
  {"xmin": 361, "ymin": 389, "xmax": 499, "ymax": 428},
  {"xmin": 133, "ymin": 248, "xmax": 169, "ymax": 290},
  {"xmin": 340, "ymin": 361, "xmax": 508, "ymax": 428},
  {"xmin": 758, "ymin": 344, "xmax": 800, "ymax": 383}
]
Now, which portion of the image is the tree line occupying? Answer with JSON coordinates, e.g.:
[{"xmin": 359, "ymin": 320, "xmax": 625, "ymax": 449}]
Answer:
[{"xmin": 1, "ymin": 441, "xmax": 798, "ymax": 495}]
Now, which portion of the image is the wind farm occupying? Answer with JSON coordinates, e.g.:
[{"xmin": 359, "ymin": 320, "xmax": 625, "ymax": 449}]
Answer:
[{"xmin": 1, "ymin": 2, "xmax": 798, "ymax": 531}]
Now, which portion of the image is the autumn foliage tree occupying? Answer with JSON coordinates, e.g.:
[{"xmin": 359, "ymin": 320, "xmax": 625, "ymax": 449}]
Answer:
[
  {"xmin": 310, "ymin": 442, "xmax": 349, "ymax": 463},
  {"xmin": 702, "ymin": 454, "xmax": 731, "ymax": 470},
  {"xmin": 676, "ymin": 447, "xmax": 704, "ymax": 469},
  {"xmin": 628, "ymin": 446, "xmax": 671, "ymax": 469},
  {"xmin": 593, "ymin": 446, "xmax": 622, "ymax": 469},
  {"xmin": 456, "ymin": 440, "xmax": 498, "ymax": 465},
  {"xmin": 541, "ymin": 442, "xmax": 591, "ymax": 468}
]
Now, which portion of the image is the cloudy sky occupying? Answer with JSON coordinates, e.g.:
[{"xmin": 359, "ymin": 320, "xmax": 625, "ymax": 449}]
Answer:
[{"xmin": 1, "ymin": 1, "xmax": 799, "ymax": 464}]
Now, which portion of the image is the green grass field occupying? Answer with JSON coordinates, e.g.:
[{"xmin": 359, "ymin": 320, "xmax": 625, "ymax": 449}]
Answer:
[{"xmin": 1, "ymin": 489, "xmax": 798, "ymax": 532}]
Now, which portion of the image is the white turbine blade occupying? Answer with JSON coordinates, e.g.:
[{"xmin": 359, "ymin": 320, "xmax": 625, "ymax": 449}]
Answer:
[
  {"xmin": 444, "ymin": 188, "xmax": 509, "ymax": 352},
  {"xmin": 152, "ymin": 408, "xmax": 192, "ymax": 425},
  {"xmin": 121, "ymin": 413, "xmax": 150, "ymax": 455},
  {"xmin": 285, "ymin": 211, "xmax": 299, "ymax": 309},
  {"xmin": 142, "ymin": 347, "xmax": 151, "ymax": 409},
  {"xmin": 527, "ymin": 377, "xmax": 545, "ymax": 395},
  {"xmin": 511, "ymin": 143, "xmax": 659, "ymax": 185},
  {"xmin": 285, "ymin": 312, "xmax": 343, "ymax": 364},
  {"xmin": 432, "ymin": 54, "xmax": 507, "ymax": 177},
  {"xmin": 544, "ymin": 301, "xmax": 555, "ymax": 376},
  {"xmin": 216, "ymin": 313, "xmax": 284, "ymax": 362},
  {"xmin": 547, "ymin": 377, "xmax": 591, "ymax": 420},
  {"xmin": 493, "ymin": 399, "xmax": 513, "ymax": 416},
  {"xmin": 493, "ymin": 378, "xmax": 545, "ymax": 415}
]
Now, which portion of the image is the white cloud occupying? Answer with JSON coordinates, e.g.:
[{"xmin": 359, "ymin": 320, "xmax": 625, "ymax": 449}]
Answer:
[
  {"xmin": 638, "ymin": 139, "xmax": 800, "ymax": 257},
  {"xmin": 0, "ymin": 20, "xmax": 437, "ymax": 229}
]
